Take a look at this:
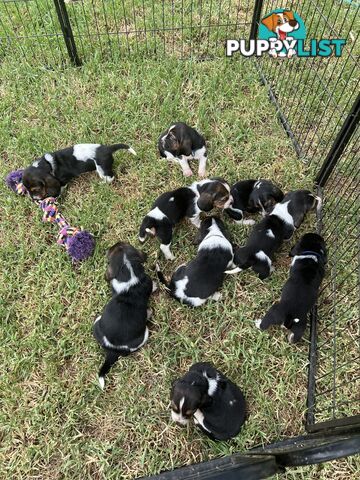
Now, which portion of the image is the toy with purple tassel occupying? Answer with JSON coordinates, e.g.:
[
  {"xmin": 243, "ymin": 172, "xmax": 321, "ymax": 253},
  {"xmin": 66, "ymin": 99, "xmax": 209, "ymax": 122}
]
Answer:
[{"xmin": 6, "ymin": 169, "xmax": 95, "ymax": 262}]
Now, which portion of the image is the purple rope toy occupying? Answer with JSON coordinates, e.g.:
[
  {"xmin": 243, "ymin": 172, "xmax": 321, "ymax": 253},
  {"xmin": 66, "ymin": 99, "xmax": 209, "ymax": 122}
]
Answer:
[{"xmin": 6, "ymin": 169, "xmax": 95, "ymax": 262}]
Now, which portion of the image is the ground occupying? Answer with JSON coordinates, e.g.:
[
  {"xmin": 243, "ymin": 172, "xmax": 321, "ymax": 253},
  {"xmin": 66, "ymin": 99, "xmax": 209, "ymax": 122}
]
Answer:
[{"xmin": 0, "ymin": 49, "xmax": 358, "ymax": 480}]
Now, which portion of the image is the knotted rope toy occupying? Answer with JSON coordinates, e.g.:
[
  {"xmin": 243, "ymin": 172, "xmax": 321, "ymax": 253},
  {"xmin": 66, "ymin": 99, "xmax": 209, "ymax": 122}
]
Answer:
[{"xmin": 6, "ymin": 169, "xmax": 95, "ymax": 262}]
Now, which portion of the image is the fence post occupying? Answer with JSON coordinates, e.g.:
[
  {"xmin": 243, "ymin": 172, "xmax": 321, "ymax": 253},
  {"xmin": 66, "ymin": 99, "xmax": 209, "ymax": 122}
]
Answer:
[
  {"xmin": 250, "ymin": 0, "xmax": 264, "ymax": 40},
  {"xmin": 53, "ymin": 0, "xmax": 81, "ymax": 66},
  {"xmin": 316, "ymin": 93, "xmax": 360, "ymax": 187}
]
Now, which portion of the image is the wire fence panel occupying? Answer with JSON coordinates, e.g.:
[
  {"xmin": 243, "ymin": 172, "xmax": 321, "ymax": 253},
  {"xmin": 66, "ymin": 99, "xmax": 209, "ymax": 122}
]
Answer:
[
  {"xmin": 255, "ymin": 0, "xmax": 360, "ymax": 170},
  {"xmin": 0, "ymin": 0, "xmax": 68, "ymax": 66},
  {"xmin": 0, "ymin": 0, "xmax": 255, "ymax": 64},
  {"xmin": 309, "ymin": 125, "xmax": 359, "ymax": 427}
]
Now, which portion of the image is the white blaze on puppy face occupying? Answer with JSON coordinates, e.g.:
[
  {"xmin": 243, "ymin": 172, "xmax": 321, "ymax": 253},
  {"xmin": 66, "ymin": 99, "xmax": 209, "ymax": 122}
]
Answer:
[{"xmin": 171, "ymin": 397, "xmax": 189, "ymax": 425}]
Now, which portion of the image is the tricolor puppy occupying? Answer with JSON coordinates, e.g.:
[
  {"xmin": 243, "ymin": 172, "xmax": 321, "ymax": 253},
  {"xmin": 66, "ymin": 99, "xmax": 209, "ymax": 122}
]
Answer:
[
  {"xmin": 225, "ymin": 179, "xmax": 284, "ymax": 224},
  {"xmin": 230, "ymin": 190, "xmax": 320, "ymax": 279},
  {"xmin": 158, "ymin": 122, "xmax": 207, "ymax": 177},
  {"xmin": 22, "ymin": 143, "xmax": 136, "ymax": 200},
  {"xmin": 256, "ymin": 233, "xmax": 327, "ymax": 343},
  {"xmin": 156, "ymin": 216, "xmax": 236, "ymax": 306},
  {"xmin": 170, "ymin": 362, "xmax": 246, "ymax": 441},
  {"xmin": 139, "ymin": 178, "xmax": 233, "ymax": 260},
  {"xmin": 261, "ymin": 10, "xmax": 299, "ymax": 57},
  {"xmin": 93, "ymin": 242, "xmax": 154, "ymax": 389}
]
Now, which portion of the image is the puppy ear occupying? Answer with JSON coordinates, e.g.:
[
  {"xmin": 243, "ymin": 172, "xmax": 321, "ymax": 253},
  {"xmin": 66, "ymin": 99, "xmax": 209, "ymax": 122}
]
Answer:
[
  {"xmin": 200, "ymin": 393, "xmax": 212, "ymax": 408},
  {"xmin": 234, "ymin": 247, "xmax": 252, "ymax": 269},
  {"xmin": 192, "ymin": 230, "xmax": 203, "ymax": 245},
  {"xmin": 252, "ymin": 261, "xmax": 271, "ymax": 280},
  {"xmin": 261, "ymin": 13, "xmax": 276, "ymax": 32},
  {"xmin": 105, "ymin": 263, "xmax": 117, "ymax": 282},
  {"xmin": 197, "ymin": 192, "xmax": 214, "ymax": 212},
  {"xmin": 289, "ymin": 243, "xmax": 299, "ymax": 257},
  {"xmin": 44, "ymin": 174, "xmax": 61, "ymax": 197},
  {"xmin": 273, "ymin": 186, "xmax": 284, "ymax": 203}
]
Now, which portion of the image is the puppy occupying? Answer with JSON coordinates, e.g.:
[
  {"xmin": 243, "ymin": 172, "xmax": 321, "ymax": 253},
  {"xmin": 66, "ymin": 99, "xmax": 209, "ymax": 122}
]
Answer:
[
  {"xmin": 225, "ymin": 179, "xmax": 284, "ymax": 224},
  {"xmin": 230, "ymin": 190, "xmax": 319, "ymax": 279},
  {"xmin": 170, "ymin": 362, "xmax": 246, "ymax": 441},
  {"xmin": 139, "ymin": 178, "xmax": 233, "ymax": 260},
  {"xmin": 93, "ymin": 242, "xmax": 154, "ymax": 389},
  {"xmin": 156, "ymin": 216, "xmax": 236, "ymax": 306},
  {"xmin": 256, "ymin": 233, "xmax": 327, "ymax": 343},
  {"xmin": 158, "ymin": 122, "xmax": 207, "ymax": 177},
  {"xmin": 261, "ymin": 10, "xmax": 299, "ymax": 57},
  {"xmin": 22, "ymin": 143, "xmax": 136, "ymax": 199}
]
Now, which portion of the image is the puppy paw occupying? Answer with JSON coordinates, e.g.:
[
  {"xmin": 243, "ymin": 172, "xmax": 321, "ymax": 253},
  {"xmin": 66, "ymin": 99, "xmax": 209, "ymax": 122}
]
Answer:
[
  {"xmin": 98, "ymin": 376, "xmax": 105, "ymax": 390},
  {"xmin": 138, "ymin": 236, "xmax": 146, "ymax": 243},
  {"xmin": 104, "ymin": 176, "xmax": 114, "ymax": 183},
  {"xmin": 242, "ymin": 219, "xmax": 256, "ymax": 226},
  {"xmin": 225, "ymin": 267, "xmax": 242, "ymax": 274},
  {"xmin": 211, "ymin": 292, "xmax": 222, "ymax": 301},
  {"xmin": 254, "ymin": 319, "xmax": 262, "ymax": 329},
  {"xmin": 288, "ymin": 332, "xmax": 295, "ymax": 344},
  {"xmin": 152, "ymin": 281, "xmax": 158, "ymax": 293},
  {"xmin": 198, "ymin": 169, "xmax": 206, "ymax": 178},
  {"xmin": 183, "ymin": 169, "xmax": 193, "ymax": 177}
]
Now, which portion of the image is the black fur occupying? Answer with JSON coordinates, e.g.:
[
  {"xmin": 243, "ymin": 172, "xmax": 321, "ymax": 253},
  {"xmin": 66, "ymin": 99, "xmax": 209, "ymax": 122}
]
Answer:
[
  {"xmin": 94, "ymin": 242, "xmax": 153, "ymax": 387},
  {"xmin": 233, "ymin": 189, "xmax": 319, "ymax": 279},
  {"xmin": 258, "ymin": 233, "xmax": 327, "ymax": 343},
  {"xmin": 139, "ymin": 179, "xmax": 232, "ymax": 260},
  {"xmin": 171, "ymin": 362, "xmax": 246, "ymax": 441},
  {"xmin": 22, "ymin": 143, "xmax": 135, "ymax": 199},
  {"xmin": 156, "ymin": 216, "xmax": 235, "ymax": 306},
  {"xmin": 225, "ymin": 179, "xmax": 284, "ymax": 222}
]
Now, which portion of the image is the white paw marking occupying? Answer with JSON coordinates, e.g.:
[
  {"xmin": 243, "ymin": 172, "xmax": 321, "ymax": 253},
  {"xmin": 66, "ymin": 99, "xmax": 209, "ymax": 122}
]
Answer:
[{"xmin": 98, "ymin": 376, "xmax": 105, "ymax": 390}]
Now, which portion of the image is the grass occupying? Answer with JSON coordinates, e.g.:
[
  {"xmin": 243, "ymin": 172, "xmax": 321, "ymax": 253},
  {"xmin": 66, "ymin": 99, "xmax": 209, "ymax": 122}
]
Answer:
[{"xmin": 0, "ymin": 2, "xmax": 359, "ymax": 479}]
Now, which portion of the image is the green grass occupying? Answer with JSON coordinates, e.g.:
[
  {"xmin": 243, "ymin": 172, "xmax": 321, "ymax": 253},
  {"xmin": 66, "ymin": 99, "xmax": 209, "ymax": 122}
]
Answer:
[{"xmin": 0, "ymin": 2, "xmax": 359, "ymax": 478}]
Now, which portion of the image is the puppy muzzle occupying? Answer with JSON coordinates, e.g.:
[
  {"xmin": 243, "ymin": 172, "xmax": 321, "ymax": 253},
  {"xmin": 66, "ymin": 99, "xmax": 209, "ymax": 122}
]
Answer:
[{"xmin": 171, "ymin": 410, "xmax": 189, "ymax": 425}]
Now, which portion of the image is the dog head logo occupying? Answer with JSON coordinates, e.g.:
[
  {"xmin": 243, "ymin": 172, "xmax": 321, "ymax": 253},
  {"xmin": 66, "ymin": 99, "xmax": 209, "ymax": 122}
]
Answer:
[{"xmin": 259, "ymin": 9, "xmax": 306, "ymax": 57}]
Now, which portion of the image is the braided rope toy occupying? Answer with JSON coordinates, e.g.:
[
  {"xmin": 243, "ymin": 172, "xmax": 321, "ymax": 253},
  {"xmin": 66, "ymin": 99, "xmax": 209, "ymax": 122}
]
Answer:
[{"xmin": 6, "ymin": 169, "xmax": 95, "ymax": 262}]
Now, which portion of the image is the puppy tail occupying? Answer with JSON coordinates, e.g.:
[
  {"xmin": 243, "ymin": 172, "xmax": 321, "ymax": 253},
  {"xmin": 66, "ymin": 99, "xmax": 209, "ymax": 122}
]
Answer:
[
  {"xmin": 155, "ymin": 263, "xmax": 170, "ymax": 291},
  {"xmin": 108, "ymin": 143, "xmax": 137, "ymax": 156},
  {"xmin": 98, "ymin": 350, "xmax": 121, "ymax": 390}
]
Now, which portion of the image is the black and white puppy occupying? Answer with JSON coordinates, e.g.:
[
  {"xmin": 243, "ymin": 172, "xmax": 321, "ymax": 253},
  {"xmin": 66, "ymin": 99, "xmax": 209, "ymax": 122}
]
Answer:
[
  {"xmin": 158, "ymin": 122, "xmax": 207, "ymax": 178},
  {"xmin": 230, "ymin": 190, "xmax": 320, "ymax": 279},
  {"xmin": 156, "ymin": 216, "xmax": 236, "ymax": 306},
  {"xmin": 93, "ymin": 242, "xmax": 154, "ymax": 389},
  {"xmin": 22, "ymin": 143, "xmax": 136, "ymax": 199},
  {"xmin": 256, "ymin": 233, "xmax": 327, "ymax": 343},
  {"xmin": 170, "ymin": 362, "xmax": 246, "ymax": 441},
  {"xmin": 139, "ymin": 178, "xmax": 233, "ymax": 260},
  {"xmin": 225, "ymin": 179, "xmax": 284, "ymax": 224}
]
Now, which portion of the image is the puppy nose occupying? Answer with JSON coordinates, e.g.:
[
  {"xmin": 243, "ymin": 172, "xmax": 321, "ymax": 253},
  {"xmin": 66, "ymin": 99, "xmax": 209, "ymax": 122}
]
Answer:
[{"xmin": 289, "ymin": 20, "xmax": 298, "ymax": 27}]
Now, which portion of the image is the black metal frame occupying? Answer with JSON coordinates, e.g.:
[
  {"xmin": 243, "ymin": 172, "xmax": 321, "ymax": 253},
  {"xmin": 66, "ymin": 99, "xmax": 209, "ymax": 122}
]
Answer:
[{"xmin": 53, "ymin": 0, "xmax": 81, "ymax": 66}]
